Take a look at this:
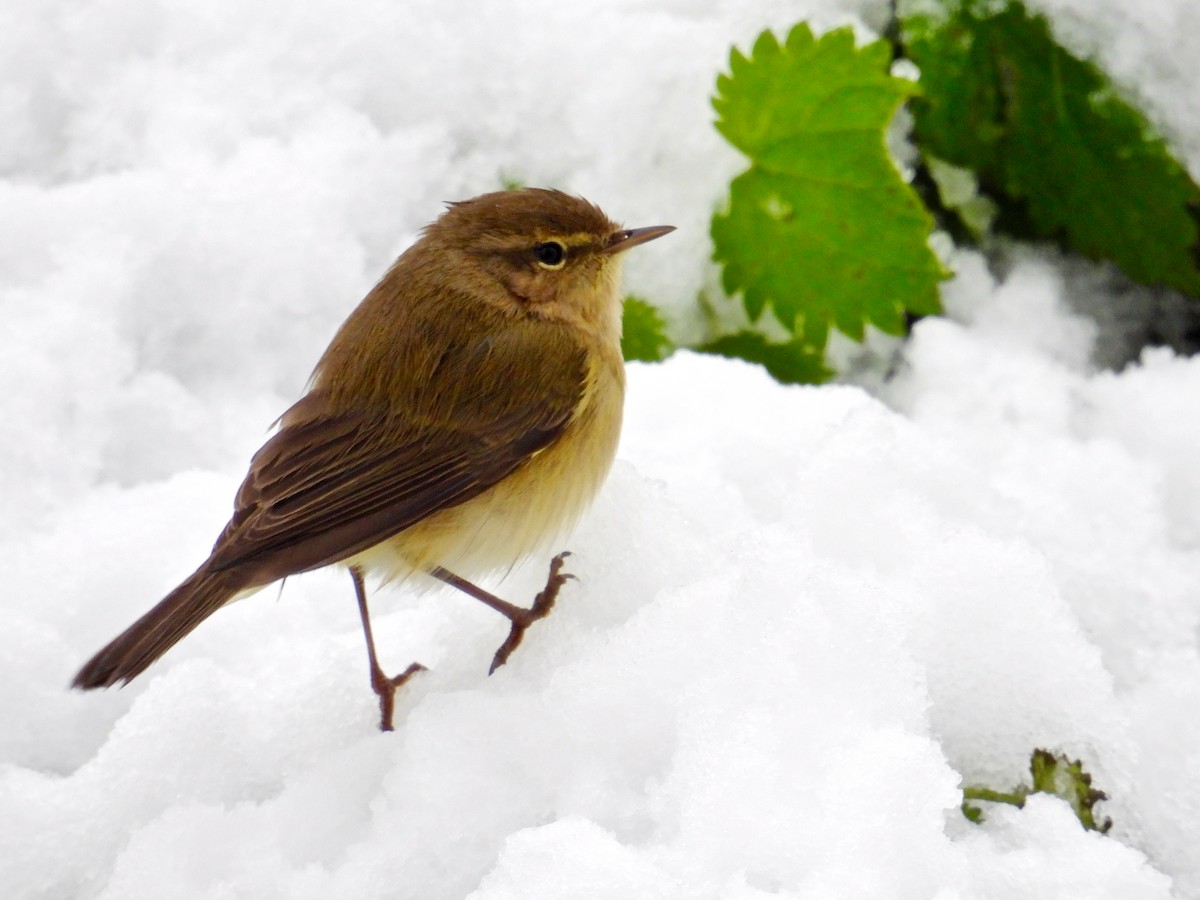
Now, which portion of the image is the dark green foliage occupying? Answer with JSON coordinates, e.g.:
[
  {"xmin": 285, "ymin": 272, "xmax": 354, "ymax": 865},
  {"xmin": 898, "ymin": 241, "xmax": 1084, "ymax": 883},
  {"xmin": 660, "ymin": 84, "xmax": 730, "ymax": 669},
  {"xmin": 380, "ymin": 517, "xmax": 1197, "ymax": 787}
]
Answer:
[
  {"xmin": 645, "ymin": 0, "xmax": 1200, "ymax": 385},
  {"xmin": 699, "ymin": 332, "xmax": 831, "ymax": 384},
  {"xmin": 903, "ymin": 0, "xmax": 1200, "ymax": 296}
]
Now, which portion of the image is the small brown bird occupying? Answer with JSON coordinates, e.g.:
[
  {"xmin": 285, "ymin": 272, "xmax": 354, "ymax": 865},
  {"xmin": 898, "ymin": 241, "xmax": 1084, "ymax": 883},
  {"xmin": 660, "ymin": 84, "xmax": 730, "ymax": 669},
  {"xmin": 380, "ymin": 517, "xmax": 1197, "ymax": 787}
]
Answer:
[{"xmin": 73, "ymin": 188, "xmax": 673, "ymax": 730}]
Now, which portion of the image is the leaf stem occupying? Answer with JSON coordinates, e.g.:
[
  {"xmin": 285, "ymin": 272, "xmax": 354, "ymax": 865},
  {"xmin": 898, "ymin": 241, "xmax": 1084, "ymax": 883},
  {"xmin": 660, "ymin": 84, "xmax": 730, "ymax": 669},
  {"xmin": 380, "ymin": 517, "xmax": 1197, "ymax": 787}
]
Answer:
[{"xmin": 962, "ymin": 786, "xmax": 1027, "ymax": 808}]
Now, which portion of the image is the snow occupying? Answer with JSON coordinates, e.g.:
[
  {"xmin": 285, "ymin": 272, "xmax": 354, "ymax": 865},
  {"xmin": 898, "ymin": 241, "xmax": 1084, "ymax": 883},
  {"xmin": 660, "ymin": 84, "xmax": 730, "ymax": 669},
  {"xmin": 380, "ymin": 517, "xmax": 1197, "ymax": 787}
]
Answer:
[{"xmin": 3, "ymin": 0, "xmax": 1199, "ymax": 897}]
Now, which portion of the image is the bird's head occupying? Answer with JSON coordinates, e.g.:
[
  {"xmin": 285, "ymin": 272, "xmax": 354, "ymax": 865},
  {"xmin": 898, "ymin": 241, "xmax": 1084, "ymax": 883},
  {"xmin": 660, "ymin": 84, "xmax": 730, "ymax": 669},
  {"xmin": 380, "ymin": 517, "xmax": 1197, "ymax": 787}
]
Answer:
[{"xmin": 425, "ymin": 188, "xmax": 674, "ymax": 339}]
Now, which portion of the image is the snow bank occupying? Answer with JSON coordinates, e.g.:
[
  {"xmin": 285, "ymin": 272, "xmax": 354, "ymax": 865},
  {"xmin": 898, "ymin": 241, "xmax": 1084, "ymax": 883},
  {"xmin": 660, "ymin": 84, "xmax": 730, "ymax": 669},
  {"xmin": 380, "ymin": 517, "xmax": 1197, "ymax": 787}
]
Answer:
[{"xmin": 3, "ymin": 0, "xmax": 1198, "ymax": 897}]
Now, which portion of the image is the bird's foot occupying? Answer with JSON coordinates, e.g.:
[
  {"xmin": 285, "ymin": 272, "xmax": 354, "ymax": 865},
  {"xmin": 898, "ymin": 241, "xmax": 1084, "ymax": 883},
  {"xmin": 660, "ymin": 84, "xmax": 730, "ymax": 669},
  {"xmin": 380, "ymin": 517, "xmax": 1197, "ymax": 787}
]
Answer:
[
  {"xmin": 489, "ymin": 551, "xmax": 575, "ymax": 674},
  {"xmin": 370, "ymin": 661, "xmax": 427, "ymax": 732}
]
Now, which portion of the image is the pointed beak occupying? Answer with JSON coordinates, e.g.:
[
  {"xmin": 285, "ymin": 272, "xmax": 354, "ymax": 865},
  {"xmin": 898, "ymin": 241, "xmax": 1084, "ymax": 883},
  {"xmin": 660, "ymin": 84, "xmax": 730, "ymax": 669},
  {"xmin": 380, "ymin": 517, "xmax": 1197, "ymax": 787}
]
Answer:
[{"xmin": 605, "ymin": 225, "xmax": 676, "ymax": 254}]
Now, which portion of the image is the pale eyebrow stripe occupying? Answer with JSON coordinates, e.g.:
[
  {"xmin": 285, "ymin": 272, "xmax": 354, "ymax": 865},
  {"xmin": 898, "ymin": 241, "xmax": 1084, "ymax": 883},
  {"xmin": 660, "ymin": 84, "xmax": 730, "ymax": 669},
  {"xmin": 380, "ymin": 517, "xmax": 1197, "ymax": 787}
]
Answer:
[
  {"xmin": 553, "ymin": 232, "xmax": 606, "ymax": 249},
  {"xmin": 474, "ymin": 231, "xmax": 607, "ymax": 259}
]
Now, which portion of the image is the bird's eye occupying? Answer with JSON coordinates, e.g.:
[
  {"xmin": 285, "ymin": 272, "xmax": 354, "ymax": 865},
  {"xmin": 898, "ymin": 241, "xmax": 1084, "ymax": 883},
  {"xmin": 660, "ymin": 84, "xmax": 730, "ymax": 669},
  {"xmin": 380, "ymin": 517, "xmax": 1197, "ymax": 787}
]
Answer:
[{"xmin": 533, "ymin": 241, "xmax": 566, "ymax": 269}]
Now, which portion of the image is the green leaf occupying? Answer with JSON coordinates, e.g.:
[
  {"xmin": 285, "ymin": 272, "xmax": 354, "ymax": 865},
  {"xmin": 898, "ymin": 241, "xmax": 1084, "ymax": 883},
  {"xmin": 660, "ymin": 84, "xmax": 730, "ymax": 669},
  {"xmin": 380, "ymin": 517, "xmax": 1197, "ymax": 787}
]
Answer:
[
  {"xmin": 1029, "ymin": 749, "xmax": 1113, "ymax": 834},
  {"xmin": 961, "ymin": 749, "xmax": 1112, "ymax": 833},
  {"xmin": 903, "ymin": 0, "xmax": 1200, "ymax": 296},
  {"xmin": 621, "ymin": 296, "xmax": 674, "ymax": 362},
  {"xmin": 698, "ymin": 331, "xmax": 832, "ymax": 384},
  {"xmin": 960, "ymin": 801, "xmax": 984, "ymax": 824},
  {"xmin": 712, "ymin": 24, "xmax": 945, "ymax": 350}
]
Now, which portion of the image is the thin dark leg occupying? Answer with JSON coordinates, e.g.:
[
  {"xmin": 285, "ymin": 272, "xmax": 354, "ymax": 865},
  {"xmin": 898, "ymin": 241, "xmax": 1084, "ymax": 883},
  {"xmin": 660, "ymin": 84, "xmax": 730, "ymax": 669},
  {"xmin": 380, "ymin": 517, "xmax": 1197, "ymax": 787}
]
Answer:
[
  {"xmin": 429, "ymin": 551, "xmax": 574, "ymax": 674},
  {"xmin": 351, "ymin": 566, "xmax": 425, "ymax": 732}
]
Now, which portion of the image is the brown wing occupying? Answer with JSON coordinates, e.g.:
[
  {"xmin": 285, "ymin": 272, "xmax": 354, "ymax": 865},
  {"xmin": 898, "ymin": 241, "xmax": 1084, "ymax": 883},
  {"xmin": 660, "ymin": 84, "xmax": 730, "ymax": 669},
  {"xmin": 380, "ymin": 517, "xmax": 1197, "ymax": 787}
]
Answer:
[{"xmin": 207, "ymin": 328, "xmax": 588, "ymax": 586}]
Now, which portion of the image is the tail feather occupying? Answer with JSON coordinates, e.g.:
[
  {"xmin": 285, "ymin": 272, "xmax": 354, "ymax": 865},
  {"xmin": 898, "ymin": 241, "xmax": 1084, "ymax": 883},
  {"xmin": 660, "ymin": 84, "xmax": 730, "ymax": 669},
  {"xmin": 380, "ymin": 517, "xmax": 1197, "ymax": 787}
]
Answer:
[{"xmin": 73, "ymin": 566, "xmax": 248, "ymax": 689}]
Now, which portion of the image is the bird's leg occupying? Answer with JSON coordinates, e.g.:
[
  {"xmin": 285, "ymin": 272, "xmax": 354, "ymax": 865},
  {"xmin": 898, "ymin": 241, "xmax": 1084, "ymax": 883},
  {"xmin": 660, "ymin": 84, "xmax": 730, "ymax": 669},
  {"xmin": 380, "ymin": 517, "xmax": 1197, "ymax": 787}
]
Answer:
[
  {"xmin": 429, "ymin": 551, "xmax": 575, "ymax": 674},
  {"xmin": 350, "ymin": 566, "xmax": 425, "ymax": 732}
]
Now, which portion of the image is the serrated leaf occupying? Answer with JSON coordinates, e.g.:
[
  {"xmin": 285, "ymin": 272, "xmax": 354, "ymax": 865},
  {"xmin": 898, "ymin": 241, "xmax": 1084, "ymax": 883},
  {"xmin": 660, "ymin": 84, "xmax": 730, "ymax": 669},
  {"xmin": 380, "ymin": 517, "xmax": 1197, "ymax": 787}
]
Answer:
[
  {"xmin": 699, "ymin": 331, "xmax": 832, "ymax": 384},
  {"xmin": 1029, "ymin": 749, "xmax": 1112, "ymax": 833},
  {"xmin": 712, "ymin": 24, "xmax": 945, "ymax": 349},
  {"xmin": 904, "ymin": 0, "xmax": 1200, "ymax": 296},
  {"xmin": 621, "ymin": 296, "xmax": 674, "ymax": 362},
  {"xmin": 713, "ymin": 167, "xmax": 940, "ymax": 347},
  {"xmin": 962, "ymin": 748, "xmax": 1112, "ymax": 833},
  {"xmin": 716, "ymin": 27, "xmax": 910, "ymax": 179}
]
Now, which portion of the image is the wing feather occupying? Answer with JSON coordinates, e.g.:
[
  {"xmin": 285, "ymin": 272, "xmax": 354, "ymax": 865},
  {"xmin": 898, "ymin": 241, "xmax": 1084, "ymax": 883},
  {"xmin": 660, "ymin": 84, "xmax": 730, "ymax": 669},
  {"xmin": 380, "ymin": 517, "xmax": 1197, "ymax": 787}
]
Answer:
[{"xmin": 207, "ymin": 325, "xmax": 588, "ymax": 584}]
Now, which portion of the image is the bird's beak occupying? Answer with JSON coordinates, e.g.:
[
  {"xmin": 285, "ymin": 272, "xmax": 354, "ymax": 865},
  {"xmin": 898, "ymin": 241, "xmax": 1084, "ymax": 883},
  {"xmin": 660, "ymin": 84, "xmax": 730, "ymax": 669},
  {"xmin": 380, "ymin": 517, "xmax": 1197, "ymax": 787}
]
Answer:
[{"xmin": 605, "ymin": 225, "xmax": 676, "ymax": 254}]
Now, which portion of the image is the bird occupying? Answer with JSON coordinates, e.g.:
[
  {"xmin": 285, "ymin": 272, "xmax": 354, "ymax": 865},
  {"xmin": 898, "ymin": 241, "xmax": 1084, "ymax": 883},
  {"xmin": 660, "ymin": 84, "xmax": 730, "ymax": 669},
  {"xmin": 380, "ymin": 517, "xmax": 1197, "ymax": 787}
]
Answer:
[{"xmin": 73, "ymin": 188, "xmax": 675, "ymax": 730}]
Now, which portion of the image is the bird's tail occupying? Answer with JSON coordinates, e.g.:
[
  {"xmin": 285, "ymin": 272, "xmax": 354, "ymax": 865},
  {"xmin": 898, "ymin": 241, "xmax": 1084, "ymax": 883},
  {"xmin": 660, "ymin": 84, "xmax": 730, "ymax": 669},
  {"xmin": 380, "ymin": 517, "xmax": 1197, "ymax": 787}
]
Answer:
[{"xmin": 73, "ymin": 565, "xmax": 250, "ymax": 689}]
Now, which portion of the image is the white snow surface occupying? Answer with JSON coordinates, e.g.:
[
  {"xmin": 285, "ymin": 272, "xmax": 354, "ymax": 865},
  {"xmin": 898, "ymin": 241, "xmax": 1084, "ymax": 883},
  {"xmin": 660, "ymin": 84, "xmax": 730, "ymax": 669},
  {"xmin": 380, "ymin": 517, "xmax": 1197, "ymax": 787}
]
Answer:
[{"xmin": 3, "ymin": 0, "xmax": 1200, "ymax": 898}]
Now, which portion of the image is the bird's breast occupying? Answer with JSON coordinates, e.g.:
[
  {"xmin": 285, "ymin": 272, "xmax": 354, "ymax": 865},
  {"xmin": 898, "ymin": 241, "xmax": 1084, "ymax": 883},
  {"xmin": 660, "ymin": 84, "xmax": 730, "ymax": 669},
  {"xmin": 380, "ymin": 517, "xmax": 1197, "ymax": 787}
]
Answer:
[{"xmin": 355, "ymin": 343, "xmax": 625, "ymax": 584}]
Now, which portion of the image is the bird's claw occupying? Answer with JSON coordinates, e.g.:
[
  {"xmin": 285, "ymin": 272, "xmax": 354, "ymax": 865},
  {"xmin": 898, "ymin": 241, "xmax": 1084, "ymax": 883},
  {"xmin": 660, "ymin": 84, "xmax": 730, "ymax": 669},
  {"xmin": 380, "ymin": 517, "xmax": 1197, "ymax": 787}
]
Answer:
[{"xmin": 488, "ymin": 551, "xmax": 575, "ymax": 673}]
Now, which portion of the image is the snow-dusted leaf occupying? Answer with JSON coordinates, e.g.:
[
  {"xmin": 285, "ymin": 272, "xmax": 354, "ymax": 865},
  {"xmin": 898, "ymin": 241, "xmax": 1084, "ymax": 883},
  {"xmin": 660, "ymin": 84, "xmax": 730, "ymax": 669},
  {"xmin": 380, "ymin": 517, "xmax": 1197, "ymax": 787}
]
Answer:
[{"xmin": 1029, "ymin": 749, "xmax": 1113, "ymax": 834}]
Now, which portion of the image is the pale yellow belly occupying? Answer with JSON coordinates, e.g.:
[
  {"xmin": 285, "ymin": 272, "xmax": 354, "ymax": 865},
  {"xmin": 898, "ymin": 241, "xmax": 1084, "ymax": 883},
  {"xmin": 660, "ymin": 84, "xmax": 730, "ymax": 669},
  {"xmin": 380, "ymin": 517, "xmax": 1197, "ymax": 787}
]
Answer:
[{"xmin": 349, "ymin": 356, "xmax": 624, "ymax": 584}]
